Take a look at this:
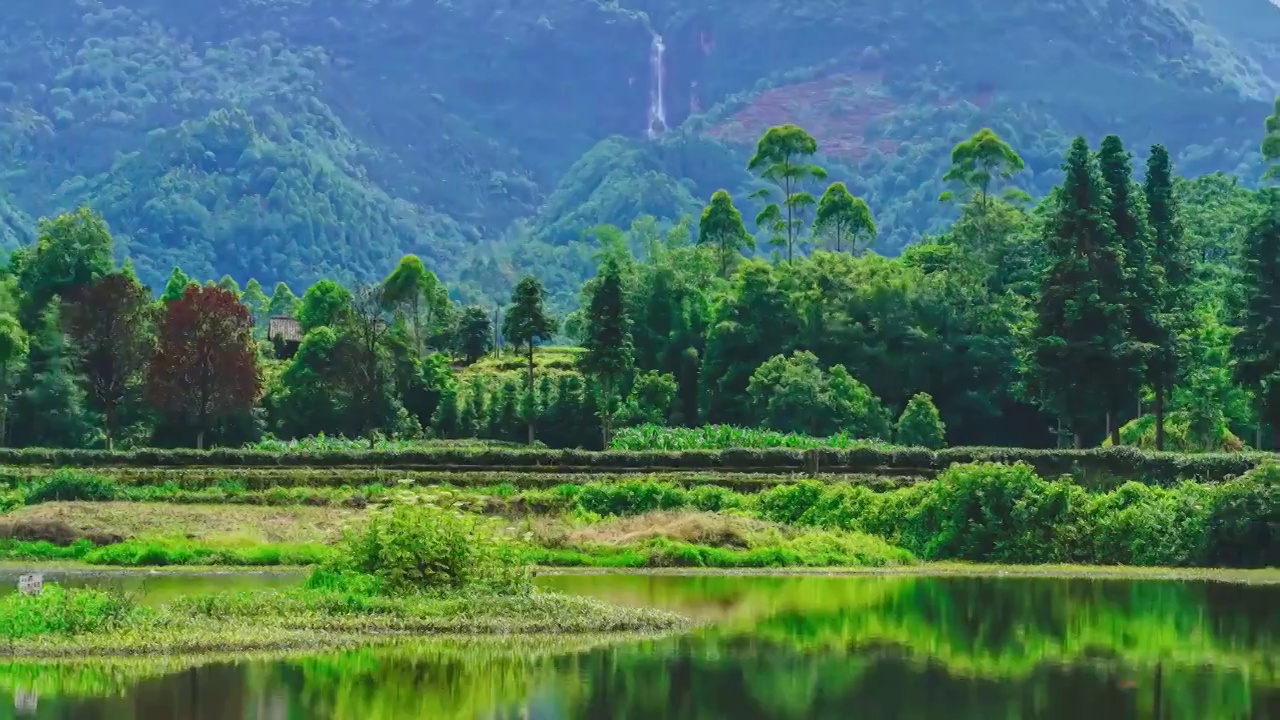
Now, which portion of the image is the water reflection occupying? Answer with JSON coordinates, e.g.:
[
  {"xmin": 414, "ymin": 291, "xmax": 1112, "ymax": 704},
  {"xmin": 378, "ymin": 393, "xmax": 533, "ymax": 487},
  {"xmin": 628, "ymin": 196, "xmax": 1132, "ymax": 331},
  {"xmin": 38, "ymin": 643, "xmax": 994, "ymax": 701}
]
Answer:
[{"xmin": 0, "ymin": 574, "xmax": 1276, "ymax": 719}]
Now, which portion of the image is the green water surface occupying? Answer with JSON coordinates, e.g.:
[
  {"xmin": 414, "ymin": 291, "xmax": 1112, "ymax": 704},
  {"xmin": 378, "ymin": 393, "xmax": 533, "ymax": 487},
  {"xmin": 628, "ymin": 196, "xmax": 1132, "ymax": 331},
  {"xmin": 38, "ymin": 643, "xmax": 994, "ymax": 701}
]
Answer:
[{"xmin": 0, "ymin": 572, "xmax": 1274, "ymax": 719}]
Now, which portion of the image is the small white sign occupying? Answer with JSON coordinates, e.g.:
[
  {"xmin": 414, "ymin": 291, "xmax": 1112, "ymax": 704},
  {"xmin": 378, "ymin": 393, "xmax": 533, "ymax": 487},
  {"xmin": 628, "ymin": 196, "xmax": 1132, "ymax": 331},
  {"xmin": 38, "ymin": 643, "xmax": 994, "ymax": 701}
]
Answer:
[{"xmin": 17, "ymin": 574, "xmax": 42, "ymax": 596}]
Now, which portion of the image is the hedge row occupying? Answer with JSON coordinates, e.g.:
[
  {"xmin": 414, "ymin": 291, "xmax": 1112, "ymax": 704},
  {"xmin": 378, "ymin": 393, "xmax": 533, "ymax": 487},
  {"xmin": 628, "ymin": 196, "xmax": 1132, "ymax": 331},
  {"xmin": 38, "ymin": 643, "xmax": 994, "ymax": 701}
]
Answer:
[{"xmin": 0, "ymin": 446, "xmax": 1273, "ymax": 485}]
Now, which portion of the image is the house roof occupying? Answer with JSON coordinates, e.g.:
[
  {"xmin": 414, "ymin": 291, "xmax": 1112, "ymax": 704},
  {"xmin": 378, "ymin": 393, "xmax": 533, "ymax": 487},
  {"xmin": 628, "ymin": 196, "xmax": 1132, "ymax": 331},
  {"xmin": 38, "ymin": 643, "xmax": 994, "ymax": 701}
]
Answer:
[{"xmin": 267, "ymin": 315, "xmax": 302, "ymax": 343}]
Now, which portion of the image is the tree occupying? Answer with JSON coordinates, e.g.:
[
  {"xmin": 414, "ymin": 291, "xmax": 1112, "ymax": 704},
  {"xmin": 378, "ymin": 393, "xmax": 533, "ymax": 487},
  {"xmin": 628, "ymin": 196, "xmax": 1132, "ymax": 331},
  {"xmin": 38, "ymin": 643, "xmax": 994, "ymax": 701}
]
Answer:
[
  {"xmin": 241, "ymin": 279, "xmax": 271, "ymax": 330},
  {"xmin": 267, "ymin": 282, "xmax": 302, "ymax": 318},
  {"xmin": 18, "ymin": 207, "xmax": 114, "ymax": 327},
  {"xmin": 501, "ymin": 276, "xmax": 557, "ymax": 443},
  {"xmin": 161, "ymin": 266, "xmax": 194, "ymax": 303},
  {"xmin": 335, "ymin": 286, "xmax": 399, "ymax": 444},
  {"xmin": 217, "ymin": 275, "xmax": 241, "ymax": 297},
  {"xmin": 382, "ymin": 255, "xmax": 448, "ymax": 357},
  {"xmin": 299, "ymin": 280, "xmax": 354, "ymax": 333},
  {"xmin": 1232, "ymin": 200, "xmax": 1280, "ymax": 448},
  {"xmin": 12, "ymin": 305, "xmax": 92, "ymax": 448},
  {"xmin": 697, "ymin": 190, "xmax": 754, "ymax": 277},
  {"xmin": 456, "ymin": 306, "xmax": 493, "ymax": 365},
  {"xmin": 580, "ymin": 258, "xmax": 634, "ymax": 447},
  {"xmin": 1232, "ymin": 99, "xmax": 1280, "ymax": 449},
  {"xmin": 897, "ymin": 392, "xmax": 946, "ymax": 448},
  {"xmin": 747, "ymin": 124, "xmax": 827, "ymax": 262},
  {"xmin": 0, "ymin": 312, "xmax": 26, "ymax": 446},
  {"xmin": 1144, "ymin": 144, "xmax": 1193, "ymax": 450},
  {"xmin": 1098, "ymin": 134, "xmax": 1157, "ymax": 445},
  {"xmin": 274, "ymin": 326, "xmax": 348, "ymax": 437},
  {"xmin": 815, "ymin": 182, "xmax": 876, "ymax": 254},
  {"xmin": 941, "ymin": 128, "xmax": 1025, "ymax": 209},
  {"xmin": 146, "ymin": 285, "xmax": 261, "ymax": 449},
  {"xmin": 1024, "ymin": 137, "xmax": 1130, "ymax": 447},
  {"xmin": 62, "ymin": 272, "xmax": 155, "ymax": 450}
]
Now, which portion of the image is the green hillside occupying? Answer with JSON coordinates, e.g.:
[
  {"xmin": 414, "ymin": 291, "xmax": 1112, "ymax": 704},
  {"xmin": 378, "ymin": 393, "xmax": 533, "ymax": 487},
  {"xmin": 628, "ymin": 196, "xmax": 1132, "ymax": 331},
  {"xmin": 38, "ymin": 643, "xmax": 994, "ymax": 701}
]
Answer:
[{"xmin": 1, "ymin": 0, "xmax": 1278, "ymax": 299}]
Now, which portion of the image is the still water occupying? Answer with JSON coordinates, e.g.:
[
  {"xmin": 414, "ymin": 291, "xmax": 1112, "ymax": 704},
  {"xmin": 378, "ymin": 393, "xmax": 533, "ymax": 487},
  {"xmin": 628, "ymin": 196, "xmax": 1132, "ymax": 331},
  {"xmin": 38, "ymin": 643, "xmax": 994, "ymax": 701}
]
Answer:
[{"xmin": 0, "ymin": 572, "xmax": 1275, "ymax": 719}]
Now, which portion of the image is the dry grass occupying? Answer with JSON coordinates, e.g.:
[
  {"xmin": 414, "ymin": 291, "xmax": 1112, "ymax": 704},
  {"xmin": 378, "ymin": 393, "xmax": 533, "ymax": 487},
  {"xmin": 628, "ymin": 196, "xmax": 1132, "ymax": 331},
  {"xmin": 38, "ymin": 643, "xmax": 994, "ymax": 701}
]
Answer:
[
  {"xmin": 0, "ymin": 502, "xmax": 363, "ymax": 545},
  {"xmin": 559, "ymin": 511, "xmax": 788, "ymax": 549}
]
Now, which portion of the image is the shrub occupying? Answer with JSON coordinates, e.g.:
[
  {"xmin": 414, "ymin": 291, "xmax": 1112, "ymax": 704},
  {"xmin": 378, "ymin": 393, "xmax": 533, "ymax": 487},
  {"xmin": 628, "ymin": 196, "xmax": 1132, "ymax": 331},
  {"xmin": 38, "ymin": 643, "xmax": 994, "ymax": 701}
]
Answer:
[
  {"xmin": 328, "ymin": 501, "xmax": 532, "ymax": 596},
  {"xmin": 574, "ymin": 480, "xmax": 688, "ymax": 517},
  {"xmin": 0, "ymin": 584, "xmax": 137, "ymax": 639},
  {"xmin": 23, "ymin": 471, "xmax": 119, "ymax": 504},
  {"xmin": 896, "ymin": 393, "xmax": 946, "ymax": 449},
  {"xmin": 1202, "ymin": 466, "xmax": 1279, "ymax": 568}
]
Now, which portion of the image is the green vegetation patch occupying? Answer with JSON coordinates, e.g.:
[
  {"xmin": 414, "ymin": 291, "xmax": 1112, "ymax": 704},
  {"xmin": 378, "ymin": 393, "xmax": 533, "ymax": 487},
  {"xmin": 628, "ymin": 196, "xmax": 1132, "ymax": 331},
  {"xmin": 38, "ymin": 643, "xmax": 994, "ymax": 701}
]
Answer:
[{"xmin": 0, "ymin": 501, "xmax": 688, "ymax": 656}]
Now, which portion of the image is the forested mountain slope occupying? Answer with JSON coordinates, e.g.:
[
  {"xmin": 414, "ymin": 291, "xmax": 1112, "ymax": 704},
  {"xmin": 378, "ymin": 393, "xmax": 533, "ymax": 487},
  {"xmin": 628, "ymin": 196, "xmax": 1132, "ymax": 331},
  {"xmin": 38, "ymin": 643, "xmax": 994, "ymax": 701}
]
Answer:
[{"xmin": 1, "ymin": 0, "xmax": 1278, "ymax": 299}]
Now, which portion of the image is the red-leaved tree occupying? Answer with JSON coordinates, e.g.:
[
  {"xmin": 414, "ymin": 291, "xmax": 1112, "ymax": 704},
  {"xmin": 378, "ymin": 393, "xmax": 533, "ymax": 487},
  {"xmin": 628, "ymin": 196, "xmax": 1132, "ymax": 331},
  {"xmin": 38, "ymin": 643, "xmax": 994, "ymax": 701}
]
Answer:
[
  {"xmin": 146, "ymin": 285, "xmax": 261, "ymax": 449},
  {"xmin": 63, "ymin": 272, "xmax": 156, "ymax": 450}
]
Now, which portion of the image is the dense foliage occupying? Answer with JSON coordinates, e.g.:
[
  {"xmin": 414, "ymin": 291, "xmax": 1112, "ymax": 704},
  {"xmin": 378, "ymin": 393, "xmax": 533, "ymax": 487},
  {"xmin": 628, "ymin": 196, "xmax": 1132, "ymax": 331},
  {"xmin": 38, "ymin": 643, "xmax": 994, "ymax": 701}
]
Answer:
[{"xmin": 0, "ymin": 0, "xmax": 1277, "ymax": 307}]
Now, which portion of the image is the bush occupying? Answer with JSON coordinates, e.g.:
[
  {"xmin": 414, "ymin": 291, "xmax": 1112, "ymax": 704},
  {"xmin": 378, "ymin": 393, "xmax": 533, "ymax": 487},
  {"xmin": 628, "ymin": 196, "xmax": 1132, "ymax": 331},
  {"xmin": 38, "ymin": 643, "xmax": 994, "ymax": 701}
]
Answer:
[
  {"xmin": 574, "ymin": 480, "xmax": 688, "ymax": 517},
  {"xmin": 23, "ymin": 471, "xmax": 120, "ymax": 504},
  {"xmin": 0, "ymin": 584, "xmax": 137, "ymax": 639},
  {"xmin": 896, "ymin": 393, "xmax": 946, "ymax": 449},
  {"xmin": 328, "ymin": 501, "xmax": 532, "ymax": 595}
]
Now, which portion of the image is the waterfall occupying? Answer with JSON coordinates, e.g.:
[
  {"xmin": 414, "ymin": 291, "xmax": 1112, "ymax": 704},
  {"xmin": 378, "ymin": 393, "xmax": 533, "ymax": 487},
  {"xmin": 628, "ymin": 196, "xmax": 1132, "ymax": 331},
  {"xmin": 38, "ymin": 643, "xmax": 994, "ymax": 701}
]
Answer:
[{"xmin": 646, "ymin": 34, "xmax": 668, "ymax": 139}]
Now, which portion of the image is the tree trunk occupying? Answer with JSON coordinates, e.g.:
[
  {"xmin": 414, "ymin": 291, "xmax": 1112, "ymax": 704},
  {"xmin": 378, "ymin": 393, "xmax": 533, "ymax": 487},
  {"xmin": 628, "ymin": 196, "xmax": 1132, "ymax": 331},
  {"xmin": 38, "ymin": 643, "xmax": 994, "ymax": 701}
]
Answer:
[
  {"xmin": 1074, "ymin": 432, "xmax": 1083, "ymax": 449},
  {"xmin": 1108, "ymin": 411, "xmax": 1121, "ymax": 446},
  {"xmin": 1272, "ymin": 424, "xmax": 1279, "ymax": 452},
  {"xmin": 196, "ymin": 429, "xmax": 206, "ymax": 451},
  {"xmin": 1154, "ymin": 378, "xmax": 1166, "ymax": 452},
  {"xmin": 527, "ymin": 344, "xmax": 536, "ymax": 445},
  {"xmin": 104, "ymin": 405, "xmax": 115, "ymax": 452},
  {"xmin": 600, "ymin": 377, "xmax": 613, "ymax": 449}
]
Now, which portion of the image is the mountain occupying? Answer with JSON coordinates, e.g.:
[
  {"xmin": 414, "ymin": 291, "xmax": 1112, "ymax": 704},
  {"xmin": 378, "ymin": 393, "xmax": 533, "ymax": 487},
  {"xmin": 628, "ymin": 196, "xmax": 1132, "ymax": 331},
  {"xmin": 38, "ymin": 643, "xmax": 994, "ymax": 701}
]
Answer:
[{"xmin": 1, "ymin": 0, "xmax": 1279, "ymax": 299}]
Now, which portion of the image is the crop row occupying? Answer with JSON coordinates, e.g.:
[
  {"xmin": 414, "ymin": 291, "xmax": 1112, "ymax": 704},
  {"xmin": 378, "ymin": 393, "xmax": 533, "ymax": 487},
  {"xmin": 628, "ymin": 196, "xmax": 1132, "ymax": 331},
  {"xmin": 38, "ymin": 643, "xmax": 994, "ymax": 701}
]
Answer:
[{"xmin": 0, "ymin": 446, "xmax": 1272, "ymax": 486}]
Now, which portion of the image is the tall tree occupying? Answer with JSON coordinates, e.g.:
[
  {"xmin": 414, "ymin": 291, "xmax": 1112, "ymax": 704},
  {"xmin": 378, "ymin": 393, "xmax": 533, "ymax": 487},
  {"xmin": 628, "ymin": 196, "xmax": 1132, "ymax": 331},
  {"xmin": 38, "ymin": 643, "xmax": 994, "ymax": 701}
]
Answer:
[
  {"xmin": 747, "ymin": 124, "xmax": 827, "ymax": 262},
  {"xmin": 1233, "ymin": 98, "xmax": 1280, "ymax": 449},
  {"xmin": 501, "ymin": 276, "xmax": 557, "ymax": 444},
  {"xmin": 267, "ymin": 282, "xmax": 302, "ymax": 318},
  {"xmin": 161, "ymin": 266, "xmax": 194, "ymax": 303},
  {"xmin": 1144, "ymin": 144, "xmax": 1193, "ymax": 450},
  {"xmin": 217, "ymin": 275, "xmax": 241, "ymax": 297},
  {"xmin": 697, "ymin": 190, "xmax": 754, "ymax": 277},
  {"xmin": 456, "ymin": 305, "xmax": 493, "ymax": 365},
  {"xmin": 941, "ymin": 129, "xmax": 1025, "ymax": 272},
  {"xmin": 1097, "ymin": 134, "xmax": 1157, "ymax": 444},
  {"xmin": 0, "ymin": 312, "xmax": 26, "ymax": 446},
  {"xmin": 17, "ymin": 207, "xmax": 114, "ymax": 328},
  {"xmin": 12, "ymin": 305, "xmax": 92, "ymax": 448},
  {"xmin": 382, "ymin": 255, "xmax": 447, "ymax": 357},
  {"xmin": 146, "ymin": 285, "xmax": 261, "ymax": 449},
  {"xmin": 941, "ymin": 128, "xmax": 1025, "ymax": 209},
  {"xmin": 298, "ymin": 280, "xmax": 353, "ymax": 333},
  {"xmin": 62, "ymin": 272, "xmax": 155, "ymax": 450},
  {"xmin": 241, "ymin": 279, "xmax": 271, "ymax": 335},
  {"xmin": 1025, "ymin": 137, "xmax": 1129, "ymax": 447},
  {"xmin": 815, "ymin": 182, "xmax": 877, "ymax": 254},
  {"xmin": 336, "ymin": 286, "xmax": 398, "ymax": 444},
  {"xmin": 579, "ymin": 258, "xmax": 634, "ymax": 447}
]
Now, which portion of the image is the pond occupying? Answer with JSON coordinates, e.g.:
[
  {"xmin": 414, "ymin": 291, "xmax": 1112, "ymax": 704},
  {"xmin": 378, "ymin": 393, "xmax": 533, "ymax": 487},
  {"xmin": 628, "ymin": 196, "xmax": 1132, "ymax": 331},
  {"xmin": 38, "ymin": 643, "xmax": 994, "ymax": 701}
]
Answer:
[{"xmin": 0, "ymin": 571, "xmax": 1275, "ymax": 718}]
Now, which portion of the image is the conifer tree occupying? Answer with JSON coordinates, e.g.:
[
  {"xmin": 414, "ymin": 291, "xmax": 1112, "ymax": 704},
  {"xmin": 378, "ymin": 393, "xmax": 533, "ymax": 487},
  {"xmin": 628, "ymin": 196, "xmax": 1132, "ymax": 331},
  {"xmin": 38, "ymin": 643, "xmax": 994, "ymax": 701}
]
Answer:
[
  {"xmin": 502, "ymin": 276, "xmax": 557, "ymax": 443},
  {"xmin": 1144, "ymin": 144, "xmax": 1193, "ymax": 450},
  {"xmin": 13, "ymin": 304, "xmax": 92, "ymax": 448},
  {"xmin": 1097, "ymin": 134, "xmax": 1157, "ymax": 444},
  {"xmin": 241, "ymin": 279, "xmax": 271, "ymax": 332},
  {"xmin": 161, "ymin": 266, "xmax": 194, "ymax": 303},
  {"xmin": 1233, "ymin": 98, "xmax": 1280, "ymax": 448},
  {"xmin": 1026, "ymin": 137, "xmax": 1130, "ymax": 447},
  {"xmin": 267, "ymin": 282, "xmax": 302, "ymax": 318},
  {"xmin": 580, "ymin": 258, "xmax": 634, "ymax": 447}
]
